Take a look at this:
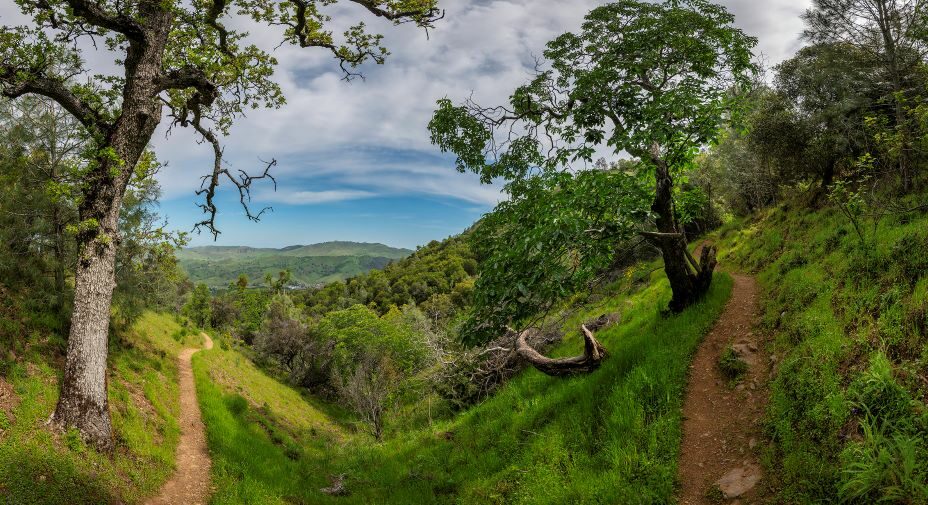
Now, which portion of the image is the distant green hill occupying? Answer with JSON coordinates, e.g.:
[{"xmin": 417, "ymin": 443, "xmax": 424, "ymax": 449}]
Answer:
[{"xmin": 177, "ymin": 241, "xmax": 412, "ymax": 289}]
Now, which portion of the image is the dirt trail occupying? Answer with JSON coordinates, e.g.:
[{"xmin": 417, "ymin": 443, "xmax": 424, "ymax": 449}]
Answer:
[
  {"xmin": 146, "ymin": 333, "xmax": 214, "ymax": 505},
  {"xmin": 678, "ymin": 274, "xmax": 770, "ymax": 504}
]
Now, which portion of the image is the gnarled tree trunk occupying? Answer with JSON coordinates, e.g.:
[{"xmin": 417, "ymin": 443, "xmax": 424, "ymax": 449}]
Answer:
[
  {"xmin": 54, "ymin": 219, "xmax": 121, "ymax": 450},
  {"xmin": 645, "ymin": 146, "xmax": 717, "ymax": 313}
]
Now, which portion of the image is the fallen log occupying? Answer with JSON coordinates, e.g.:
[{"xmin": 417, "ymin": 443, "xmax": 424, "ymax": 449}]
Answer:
[{"xmin": 514, "ymin": 324, "xmax": 607, "ymax": 376}]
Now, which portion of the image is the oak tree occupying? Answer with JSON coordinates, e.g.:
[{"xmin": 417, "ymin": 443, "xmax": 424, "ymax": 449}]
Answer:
[
  {"xmin": 1, "ymin": 0, "xmax": 441, "ymax": 449},
  {"xmin": 429, "ymin": 0, "xmax": 756, "ymax": 349}
]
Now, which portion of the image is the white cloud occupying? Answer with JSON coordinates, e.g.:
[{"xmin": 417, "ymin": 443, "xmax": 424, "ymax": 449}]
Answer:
[{"xmin": 258, "ymin": 188, "xmax": 377, "ymax": 205}]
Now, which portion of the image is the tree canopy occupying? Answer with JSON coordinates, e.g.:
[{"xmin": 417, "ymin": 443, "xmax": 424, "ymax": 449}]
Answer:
[{"xmin": 429, "ymin": 0, "xmax": 756, "ymax": 343}]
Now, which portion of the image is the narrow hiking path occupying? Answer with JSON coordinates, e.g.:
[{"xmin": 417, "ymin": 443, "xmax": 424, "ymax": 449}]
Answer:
[
  {"xmin": 146, "ymin": 333, "xmax": 214, "ymax": 505},
  {"xmin": 678, "ymin": 274, "xmax": 771, "ymax": 504}
]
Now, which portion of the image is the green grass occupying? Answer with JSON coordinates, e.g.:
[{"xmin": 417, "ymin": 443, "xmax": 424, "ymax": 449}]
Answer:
[
  {"xmin": 193, "ymin": 266, "xmax": 734, "ymax": 504},
  {"xmin": 0, "ymin": 311, "xmax": 198, "ymax": 504},
  {"xmin": 713, "ymin": 199, "xmax": 928, "ymax": 503},
  {"xmin": 193, "ymin": 343, "xmax": 348, "ymax": 505},
  {"xmin": 718, "ymin": 345, "xmax": 748, "ymax": 382}
]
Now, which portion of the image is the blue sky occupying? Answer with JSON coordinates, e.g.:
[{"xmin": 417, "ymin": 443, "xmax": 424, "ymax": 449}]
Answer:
[
  {"xmin": 141, "ymin": 0, "xmax": 811, "ymax": 249},
  {"xmin": 160, "ymin": 159, "xmax": 488, "ymax": 249}
]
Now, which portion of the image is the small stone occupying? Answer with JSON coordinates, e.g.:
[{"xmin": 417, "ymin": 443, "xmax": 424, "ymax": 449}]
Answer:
[
  {"xmin": 730, "ymin": 343, "xmax": 758, "ymax": 366},
  {"xmin": 38, "ymin": 475, "xmax": 46, "ymax": 482},
  {"xmin": 749, "ymin": 438, "xmax": 758, "ymax": 449},
  {"xmin": 716, "ymin": 463, "xmax": 762, "ymax": 499}
]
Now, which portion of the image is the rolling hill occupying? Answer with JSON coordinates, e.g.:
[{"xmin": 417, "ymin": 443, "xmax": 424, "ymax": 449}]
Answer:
[{"xmin": 177, "ymin": 241, "xmax": 413, "ymax": 289}]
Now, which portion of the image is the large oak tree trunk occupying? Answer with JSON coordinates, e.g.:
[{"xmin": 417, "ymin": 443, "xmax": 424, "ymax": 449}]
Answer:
[
  {"xmin": 53, "ymin": 220, "xmax": 120, "ymax": 450},
  {"xmin": 648, "ymin": 147, "xmax": 717, "ymax": 313},
  {"xmin": 52, "ymin": 6, "xmax": 172, "ymax": 450}
]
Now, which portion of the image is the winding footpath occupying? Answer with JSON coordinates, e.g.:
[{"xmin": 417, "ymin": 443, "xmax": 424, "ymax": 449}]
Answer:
[
  {"xmin": 678, "ymin": 274, "xmax": 771, "ymax": 504},
  {"xmin": 147, "ymin": 333, "xmax": 214, "ymax": 505}
]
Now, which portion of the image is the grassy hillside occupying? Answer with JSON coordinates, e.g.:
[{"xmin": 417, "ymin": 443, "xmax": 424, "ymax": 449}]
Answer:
[
  {"xmin": 192, "ymin": 259, "xmax": 733, "ymax": 504},
  {"xmin": 177, "ymin": 242, "xmax": 411, "ymax": 289},
  {"xmin": 0, "ymin": 309, "xmax": 201, "ymax": 504},
  {"xmin": 714, "ymin": 199, "xmax": 928, "ymax": 503}
]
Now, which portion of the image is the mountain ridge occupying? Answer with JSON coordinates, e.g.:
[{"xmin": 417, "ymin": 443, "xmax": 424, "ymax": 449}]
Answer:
[{"xmin": 177, "ymin": 241, "xmax": 413, "ymax": 288}]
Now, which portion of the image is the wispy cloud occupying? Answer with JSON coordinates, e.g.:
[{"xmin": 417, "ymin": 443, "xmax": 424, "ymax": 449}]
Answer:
[{"xmin": 257, "ymin": 188, "xmax": 376, "ymax": 205}]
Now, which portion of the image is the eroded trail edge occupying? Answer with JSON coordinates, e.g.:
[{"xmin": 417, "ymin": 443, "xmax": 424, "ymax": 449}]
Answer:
[
  {"xmin": 147, "ymin": 333, "xmax": 214, "ymax": 505},
  {"xmin": 678, "ymin": 274, "xmax": 770, "ymax": 504}
]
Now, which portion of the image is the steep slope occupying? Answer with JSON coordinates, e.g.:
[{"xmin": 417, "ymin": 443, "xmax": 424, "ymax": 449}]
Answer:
[
  {"xmin": 714, "ymin": 201, "xmax": 928, "ymax": 503},
  {"xmin": 0, "ymin": 310, "xmax": 201, "ymax": 504}
]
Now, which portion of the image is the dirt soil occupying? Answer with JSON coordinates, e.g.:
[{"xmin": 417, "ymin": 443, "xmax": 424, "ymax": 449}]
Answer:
[
  {"xmin": 146, "ymin": 333, "xmax": 214, "ymax": 505},
  {"xmin": 0, "ymin": 376, "xmax": 19, "ymax": 436},
  {"xmin": 678, "ymin": 274, "xmax": 772, "ymax": 504}
]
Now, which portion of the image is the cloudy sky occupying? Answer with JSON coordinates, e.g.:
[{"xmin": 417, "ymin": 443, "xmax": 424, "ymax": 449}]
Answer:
[{"xmin": 3, "ymin": 0, "xmax": 813, "ymax": 249}]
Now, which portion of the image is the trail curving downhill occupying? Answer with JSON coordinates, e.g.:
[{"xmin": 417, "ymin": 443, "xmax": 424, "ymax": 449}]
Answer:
[
  {"xmin": 146, "ymin": 333, "xmax": 214, "ymax": 505},
  {"xmin": 678, "ymin": 274, "xmax": 771, "ymax": 504}
]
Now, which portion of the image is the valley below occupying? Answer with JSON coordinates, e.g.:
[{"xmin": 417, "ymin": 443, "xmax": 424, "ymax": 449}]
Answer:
[{"xmin": 177, "ymin": 242, "xmax": 412, "ymax": 289}]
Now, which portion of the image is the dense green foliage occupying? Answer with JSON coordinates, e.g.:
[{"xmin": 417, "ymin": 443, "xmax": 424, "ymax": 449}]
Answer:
[
  {"xmin": 0, "ymin": 97, "xmax": 186, "ymax": 349},
  {"xmin": 177, "ymin": 242, "xmax": 411, "ymax": 289},
  {"xmin": 191, "ymin": 237, "xmax": 476, "ymax": 436},
  {"xmin": 295, "ymin": 235, "xmax": 477, "ymax": 318}
]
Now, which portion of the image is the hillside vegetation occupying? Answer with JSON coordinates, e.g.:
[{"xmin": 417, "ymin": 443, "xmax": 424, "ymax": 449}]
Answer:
[
  {"xmin": 5, "ymin": 0, "xmax": 928, "ymax": 503},
  {"xmin": 715, "ymin": 198, "xmax": 928, "ymax": 503},
  {"xmin": 0, "ymin": 308, "xmax": 199, "ymax": 504},
  {"xmin": 177, "ymin": 242, "xmax": 412, "ymax": 289},
  {"xmin": 192, "ymin": 260, "xmax": 733, "ymax": 504}
]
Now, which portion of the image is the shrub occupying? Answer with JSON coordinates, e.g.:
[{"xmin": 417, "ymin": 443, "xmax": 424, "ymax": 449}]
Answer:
[{"xmin": 718, "ymin": 345, "xmax": 748, "ymax": 382}]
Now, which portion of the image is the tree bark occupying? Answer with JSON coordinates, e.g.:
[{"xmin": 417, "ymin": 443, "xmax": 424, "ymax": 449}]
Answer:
[
  {"xmin": 875, "ymin": 0, "xmax": 912, "ymax": 192},
  {"xmin": 647, "ymin": 145, "xmax": 717, "ymax": 313},
  {"xmin": 52, "ymin": 6, "xmax": 173, "ymax": 450},
  {"xmin": 53, "ymin": 225, "xmax": 120, "ymax": 450}
]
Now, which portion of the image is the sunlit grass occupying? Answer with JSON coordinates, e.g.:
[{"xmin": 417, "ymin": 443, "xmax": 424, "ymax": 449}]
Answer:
[{"xmin": 0, "ymin": 311, "xmax": 195, "ymax": 504}]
